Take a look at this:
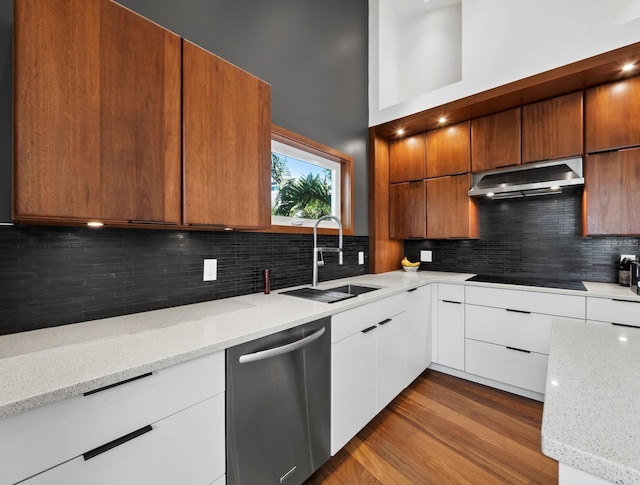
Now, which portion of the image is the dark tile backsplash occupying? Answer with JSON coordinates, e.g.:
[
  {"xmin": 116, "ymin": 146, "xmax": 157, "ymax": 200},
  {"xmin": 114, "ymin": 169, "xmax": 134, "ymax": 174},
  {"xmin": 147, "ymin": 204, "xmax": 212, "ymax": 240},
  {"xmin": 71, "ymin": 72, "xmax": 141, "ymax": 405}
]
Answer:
[
  {"xmin": 0, "ymin": 226, "xmax": 369, "ymax": 335},
  {"xmin": 405, "ymin": 186, "xmax": 639, "ymax": 282}
]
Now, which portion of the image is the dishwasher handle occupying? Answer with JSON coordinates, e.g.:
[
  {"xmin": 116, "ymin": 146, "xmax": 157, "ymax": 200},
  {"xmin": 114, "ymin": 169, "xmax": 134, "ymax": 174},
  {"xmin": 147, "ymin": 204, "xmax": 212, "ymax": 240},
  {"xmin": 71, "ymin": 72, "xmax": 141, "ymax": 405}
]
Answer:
[{"xmin": 239, "ymin": 327, "xmax": 326, "ymax": 364}]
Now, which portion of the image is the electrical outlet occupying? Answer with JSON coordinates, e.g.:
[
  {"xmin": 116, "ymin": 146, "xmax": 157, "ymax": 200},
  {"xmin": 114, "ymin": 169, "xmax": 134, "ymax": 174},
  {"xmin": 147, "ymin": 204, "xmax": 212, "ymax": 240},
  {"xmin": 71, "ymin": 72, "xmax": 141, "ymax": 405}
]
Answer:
[
  {"xmin": 203, "ymin": 259, "xmax": 217, "ymax": 281},
  {"xmin": 358, "ymin": 251, "xmax": 365, "ymax": 265},
  {"xmin": 420, "ymin": 250, "xmax": 432, "ymax": 262},
  {"xmin": 621, "ymin": 254, "xmax": 637, "ymax": 262}
]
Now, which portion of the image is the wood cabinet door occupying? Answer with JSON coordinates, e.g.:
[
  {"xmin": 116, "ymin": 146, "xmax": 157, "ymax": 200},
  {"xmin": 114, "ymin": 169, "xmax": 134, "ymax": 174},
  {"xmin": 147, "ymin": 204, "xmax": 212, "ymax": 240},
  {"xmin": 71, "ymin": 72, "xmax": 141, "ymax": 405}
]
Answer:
[
  {"xmin": 521, "ymin": 92, "xmax": 583, "ymax": 163},
  {"xmin": 585, "ymin": 76, "xmax": 640, "ymax": 153},
  {"xmin": 183, "ymin": 40, "xmax": 271, "ymax": 229},
  {"xmin": 14, "ymin": 0, "xmax": 182, "ymax": 224},
  {"xmin": 471, "ymin": 108, "xmax": 521, "ymax": 172},
  {"xmin": 426, "ymin": 121, "xmax": 471, "ymax": 178},
  {"xmin": 583, "ymin": 148, "xmax": 640, "ymax": 235},
  {"xmin": 426, "ymin": 174, "xmax": 478, "ymax": 239},
  {"xmin": 389, "ymin": 133, "xmax": 426, "ymax": 183},
  {"xmin": 389, "ymin": 181, "xmax": 426, "ymax": 239}
]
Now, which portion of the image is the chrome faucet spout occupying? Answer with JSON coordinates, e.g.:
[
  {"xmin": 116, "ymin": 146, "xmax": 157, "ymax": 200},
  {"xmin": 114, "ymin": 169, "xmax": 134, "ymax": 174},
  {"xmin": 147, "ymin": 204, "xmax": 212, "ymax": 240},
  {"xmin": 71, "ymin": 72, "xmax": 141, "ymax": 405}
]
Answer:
[{"xmin": 312, "ymin": 215, "xmax": 343, "ymax": 287}]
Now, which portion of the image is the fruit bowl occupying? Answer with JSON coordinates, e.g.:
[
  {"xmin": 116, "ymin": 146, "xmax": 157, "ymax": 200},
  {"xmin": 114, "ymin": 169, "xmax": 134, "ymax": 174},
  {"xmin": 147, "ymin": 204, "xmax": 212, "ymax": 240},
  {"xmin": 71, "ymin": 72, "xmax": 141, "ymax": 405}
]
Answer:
[{"xmin": 402, "ymin": 265, "xmax": 419, "ymax": 272}]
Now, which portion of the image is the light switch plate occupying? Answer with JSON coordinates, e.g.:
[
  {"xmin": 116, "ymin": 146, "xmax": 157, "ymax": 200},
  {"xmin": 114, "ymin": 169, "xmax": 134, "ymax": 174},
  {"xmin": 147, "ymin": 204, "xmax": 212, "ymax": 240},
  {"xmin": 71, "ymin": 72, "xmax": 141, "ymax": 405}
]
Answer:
[
  {"xmin": 358, "ymin": 251, "xmax": 365, "ymax": 265},
  {"xmin": 420, "ymin": 250, "xmax": 432, "ymax": 262},
  {"xmin": 203, "ymin": 259, "xmax": 217, "ymax": 281}
]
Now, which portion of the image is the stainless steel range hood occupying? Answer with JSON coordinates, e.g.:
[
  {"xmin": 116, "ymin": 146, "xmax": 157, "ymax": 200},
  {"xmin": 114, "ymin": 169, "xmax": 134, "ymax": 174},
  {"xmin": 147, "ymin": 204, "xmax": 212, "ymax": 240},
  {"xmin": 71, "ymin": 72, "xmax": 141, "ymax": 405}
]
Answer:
[{"xmin": 468, "ymin": 157, "xmax": 584, "ymax": 199}]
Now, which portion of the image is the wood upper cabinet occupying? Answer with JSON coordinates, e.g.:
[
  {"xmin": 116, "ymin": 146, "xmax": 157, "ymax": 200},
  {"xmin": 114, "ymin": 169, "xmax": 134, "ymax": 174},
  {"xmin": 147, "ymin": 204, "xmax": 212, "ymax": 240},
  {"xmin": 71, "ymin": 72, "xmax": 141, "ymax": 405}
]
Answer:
[
  {"xmin": 389, "ymin": 181, "xmax": 426, "ymax": 239},
  {"xmin": 471, "ymin": 108, "xmax": 521, "ymax": 172},
  {"xmin": 426, "ymin": 121, "xmax": 471, "ymax": 178},
  {"xmin": 521, "ymin": 92, "xmax": 583, "ymax": 163},
  {"xmin": 14, "ymin": 0, "xmax": 182, "ymax": 224},
  {"xmin": 585, "ymin": 75, "xmax": 640, "ymax": 153},
  {"xmin": 583, "ymin": 148, "xmax": 640, "ymax": 236},
  {"xmin": 182, "ymin": 40, "xmax": 271, "ymax": 229},
  {"xmin": 389, "ymin": 134, "xmax": 426, "ymax": 183},
  {"xmin": 426, "ymin": 174, "xmax": 479, "ymax": 239}
]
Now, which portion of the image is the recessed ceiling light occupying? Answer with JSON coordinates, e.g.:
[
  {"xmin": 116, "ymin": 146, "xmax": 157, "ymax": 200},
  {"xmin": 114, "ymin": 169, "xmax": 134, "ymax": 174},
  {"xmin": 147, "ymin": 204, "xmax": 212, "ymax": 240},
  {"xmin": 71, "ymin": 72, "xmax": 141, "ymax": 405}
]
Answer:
[{"xmin": 622, "ymin": 62, "xmax": 636, "ymax": 72}]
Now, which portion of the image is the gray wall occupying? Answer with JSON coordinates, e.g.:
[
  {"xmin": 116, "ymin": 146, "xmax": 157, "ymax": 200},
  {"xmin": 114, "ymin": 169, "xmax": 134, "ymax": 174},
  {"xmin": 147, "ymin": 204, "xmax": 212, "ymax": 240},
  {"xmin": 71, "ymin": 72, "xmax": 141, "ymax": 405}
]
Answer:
[{"xmin": 0, "ymin": 0, "xmax": 370, "ymax": 234}]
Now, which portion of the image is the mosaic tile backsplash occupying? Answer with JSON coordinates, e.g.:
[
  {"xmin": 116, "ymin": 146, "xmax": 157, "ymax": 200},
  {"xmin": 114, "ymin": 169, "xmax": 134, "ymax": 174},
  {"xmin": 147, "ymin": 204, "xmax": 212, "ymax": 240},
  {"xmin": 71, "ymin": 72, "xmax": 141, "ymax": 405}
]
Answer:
[
  {"xmin": 0, "ymin": 226, "xmax": 369, "ymax": 335},
  {"xmin": 405, "ymin": 187, "xmax": 639, "ymax": 282}
]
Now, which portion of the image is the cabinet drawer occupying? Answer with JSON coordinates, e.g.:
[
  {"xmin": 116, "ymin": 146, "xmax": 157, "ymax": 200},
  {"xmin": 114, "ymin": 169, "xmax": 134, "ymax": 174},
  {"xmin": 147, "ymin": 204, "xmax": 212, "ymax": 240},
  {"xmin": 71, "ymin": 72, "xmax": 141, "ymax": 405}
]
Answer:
[
  {"xmin": 0, "ymin": 351, "xmax": 224, "ymax": 485},
  {"xmin": 23, "ymin": 393, "xmax": 225, "ymax": 485},
  {"xmin": 465, "ymin": 286, "xmax": 585, "ymax": 319},
  {"xmin": 332, "ymin": 293, "xmax": 405, "ymax": 343},
  {"xmin": 465, "ymin": 304, "xmax": 552, "ymax": 354},
  {"xmin": 587, "ymin": 297, "xmax": 640, "ymax": 326},
  {"xmin": 438, "ymin": 283, "xmax": 465, "ymax": 302},
  {"xmin": 465, "ymin": 339, "xmax": 548, "ymax": 394}
]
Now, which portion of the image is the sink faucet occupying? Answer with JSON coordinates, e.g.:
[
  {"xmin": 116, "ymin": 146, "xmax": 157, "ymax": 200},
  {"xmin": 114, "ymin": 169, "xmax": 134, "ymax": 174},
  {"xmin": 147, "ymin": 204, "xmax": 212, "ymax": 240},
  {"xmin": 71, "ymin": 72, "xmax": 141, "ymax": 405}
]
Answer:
[{"xmin": 313, "ymin": 215, "xmax": 343, "ymax": 287}]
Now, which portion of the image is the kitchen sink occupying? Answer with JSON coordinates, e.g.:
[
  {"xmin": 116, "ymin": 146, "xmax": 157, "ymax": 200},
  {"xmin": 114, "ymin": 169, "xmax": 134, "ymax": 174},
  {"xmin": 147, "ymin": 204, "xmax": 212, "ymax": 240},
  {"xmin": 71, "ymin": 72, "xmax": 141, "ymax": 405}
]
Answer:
[
  {"xmin": 326, "ymin": 284, "xmax": 380, "ymax": 295},
  {"xmin": 280, "ymin": 284, "xmax": 381, "ymax": 303}
]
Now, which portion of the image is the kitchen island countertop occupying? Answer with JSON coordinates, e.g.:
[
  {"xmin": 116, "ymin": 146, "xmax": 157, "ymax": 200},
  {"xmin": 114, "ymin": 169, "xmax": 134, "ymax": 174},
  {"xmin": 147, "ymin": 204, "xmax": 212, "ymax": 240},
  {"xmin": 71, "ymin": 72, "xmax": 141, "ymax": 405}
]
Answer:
[
  {"xmin": 542, "ymin": 318, "xmax": 640, "ymax": 484},
  {"xmin": 1, "ymin": 270, "xmax": 638, "ymax": 419}
]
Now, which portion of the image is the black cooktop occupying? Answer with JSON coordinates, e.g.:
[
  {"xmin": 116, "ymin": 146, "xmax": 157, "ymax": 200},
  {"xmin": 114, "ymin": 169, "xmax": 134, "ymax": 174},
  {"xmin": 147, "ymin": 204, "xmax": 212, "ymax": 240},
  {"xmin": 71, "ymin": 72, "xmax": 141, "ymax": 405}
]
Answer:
[{"xmin": 466, "ymin": 274, "xmax": 587, "ymax": 291}]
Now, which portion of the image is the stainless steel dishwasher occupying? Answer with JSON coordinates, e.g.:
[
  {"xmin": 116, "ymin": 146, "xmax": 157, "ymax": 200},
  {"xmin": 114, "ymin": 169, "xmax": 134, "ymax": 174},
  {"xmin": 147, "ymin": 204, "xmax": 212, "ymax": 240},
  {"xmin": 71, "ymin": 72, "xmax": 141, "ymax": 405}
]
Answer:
[{"xmin": 226, "ymin": 317, "xmax": 331, "ymax": 484}]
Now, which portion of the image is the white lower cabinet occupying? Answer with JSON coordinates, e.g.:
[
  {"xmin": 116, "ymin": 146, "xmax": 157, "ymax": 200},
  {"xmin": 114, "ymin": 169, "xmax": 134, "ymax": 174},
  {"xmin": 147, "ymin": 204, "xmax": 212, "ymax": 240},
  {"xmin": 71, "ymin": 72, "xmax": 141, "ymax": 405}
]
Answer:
[
  {"xmin": 331, "ymin": 293, "xmax": 408, "ymax": 455},
  {"xmin": 376, "ymin": 311, "xmax": 408, "ymax": 412},
  {"xmin": 435, "ymin": 284, "xmax": 465, "ymax": 371},
  {"xmin": 405, "ymin": 285, "xmax": 433, "ymax": 383},
  {"xmin": 23, "ymin": 393, "xmax": 225, "ymax": 485},
  {"xmin": 463, "ymin": 286, "xmax": 586, "ymax": 396},
  {"xmin": 465, "ymin": 339, "xmax": 549, "ymax": 394},
  {"xmin": 587, "ymin": 296, "xmax": 640, "ymax": 327},
  {"xmin": 1, "ymin": 351, "xmax": 226, "ymax": 485},
  {"xmin": 331, "ymin": 322, "xmax": 378, "ymax": 455}
]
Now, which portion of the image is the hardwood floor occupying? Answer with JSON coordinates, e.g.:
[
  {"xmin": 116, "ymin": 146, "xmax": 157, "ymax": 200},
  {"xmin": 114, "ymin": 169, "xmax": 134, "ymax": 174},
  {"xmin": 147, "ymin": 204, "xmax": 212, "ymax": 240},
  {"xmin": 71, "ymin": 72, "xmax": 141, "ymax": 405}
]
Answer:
[{"xmin": 305, "ymin": 370, "xmax": 558, "ymax": 484}]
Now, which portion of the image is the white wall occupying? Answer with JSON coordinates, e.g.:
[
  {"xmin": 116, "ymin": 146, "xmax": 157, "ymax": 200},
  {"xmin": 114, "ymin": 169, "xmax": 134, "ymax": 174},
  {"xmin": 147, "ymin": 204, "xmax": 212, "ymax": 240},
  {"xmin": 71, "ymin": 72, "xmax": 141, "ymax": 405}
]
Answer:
[
  {"xmin": 378, "ymin": 1, "xmax": 462, "ymax": 109},
  {"xmin": 369, "ymin": 0, "xmax": 640, "ymax": 127}
]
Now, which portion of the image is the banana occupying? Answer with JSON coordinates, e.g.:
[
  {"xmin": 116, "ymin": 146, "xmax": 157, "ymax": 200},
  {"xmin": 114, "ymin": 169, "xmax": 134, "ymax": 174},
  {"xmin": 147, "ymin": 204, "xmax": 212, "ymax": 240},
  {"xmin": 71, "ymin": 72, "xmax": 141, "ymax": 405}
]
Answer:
[{"xmin": 401, "ymin": 257, "xmax": 420, "ymax": 267}]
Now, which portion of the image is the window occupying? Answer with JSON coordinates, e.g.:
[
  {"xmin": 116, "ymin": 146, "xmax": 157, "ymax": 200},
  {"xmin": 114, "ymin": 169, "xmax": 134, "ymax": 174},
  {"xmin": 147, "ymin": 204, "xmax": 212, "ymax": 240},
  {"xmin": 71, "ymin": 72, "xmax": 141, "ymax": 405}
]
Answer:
[{"xmin": 270, "ymin": 125, "xmax": 353, "ymax": 234}]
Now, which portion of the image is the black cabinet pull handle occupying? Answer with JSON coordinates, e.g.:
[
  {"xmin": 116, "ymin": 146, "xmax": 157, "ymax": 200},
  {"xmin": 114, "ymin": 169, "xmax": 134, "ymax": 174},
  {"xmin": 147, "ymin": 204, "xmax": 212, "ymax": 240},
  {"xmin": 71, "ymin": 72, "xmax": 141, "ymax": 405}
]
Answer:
[
  {"xmin": 83, "ymin": 425, "xmax": 153, "ymax": 461},
  {"xmin": 442, "ymin": 299, "xmax": 462, "ymax": 305},
  {"xmin": 407, "ymin": 288, "xmax": 418, "ymax": 292},
  {"xmin": 613, "ymin": 298, "xmax": 640, "ymax": 304},
  {"xmin": 84, "ymin": 372, "xmax": 152, "ymax": 396},
  {"xmin": 378, "ymin": 318, "xmax": 392, "ymax": 326},
  {"xmin": 612, "ymin": 322, "xmax": 640, "ymax": 328},
  {"xmin": 361, "ymin": 325, "xmax": 377, "ymax": 333},
  {"xmin": 506, "ymin": 308, "xmax": 531, "ymax": 314},
  {"xmin": 506, "ymin": 346, "xmax": 531, "ymax": 354}
]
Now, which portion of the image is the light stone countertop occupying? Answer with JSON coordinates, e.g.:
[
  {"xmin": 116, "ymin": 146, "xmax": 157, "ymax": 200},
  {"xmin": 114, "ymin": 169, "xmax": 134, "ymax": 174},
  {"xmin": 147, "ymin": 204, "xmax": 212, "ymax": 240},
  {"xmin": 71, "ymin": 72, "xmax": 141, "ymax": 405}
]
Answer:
[
  {"xmin": 542, "ymin": 319, "xmax": 640, "ymax": 484},
  {"xmin": 1, "ymin": 269, "xmax": 638, "ymax": 420}
]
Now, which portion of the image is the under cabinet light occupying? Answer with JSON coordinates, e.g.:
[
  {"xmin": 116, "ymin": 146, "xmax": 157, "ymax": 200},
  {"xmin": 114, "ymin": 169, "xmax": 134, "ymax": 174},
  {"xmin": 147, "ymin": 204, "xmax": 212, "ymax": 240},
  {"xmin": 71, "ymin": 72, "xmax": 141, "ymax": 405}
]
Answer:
[
  {"xmin": 87, "ymin": 221, "xmax": 104, "ymax": 228},
  {"xmin": 438, "ymin": 116, "xmax": 447, "ymax": 124},
  {"xmin": 396, "ymin": 128, "xmax": 405, "ymax": 136},
  {"xmin": 622, "ymin": 62, "xmax": 636, "ymax": 72}
]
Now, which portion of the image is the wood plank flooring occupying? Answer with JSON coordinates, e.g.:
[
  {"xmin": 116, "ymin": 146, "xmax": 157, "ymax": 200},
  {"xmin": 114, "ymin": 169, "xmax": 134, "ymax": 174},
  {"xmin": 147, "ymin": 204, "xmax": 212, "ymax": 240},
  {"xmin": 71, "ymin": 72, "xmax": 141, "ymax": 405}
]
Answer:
[{"xmin": 305, "ymin": 370, "xmax": 558, "ymax": 484}]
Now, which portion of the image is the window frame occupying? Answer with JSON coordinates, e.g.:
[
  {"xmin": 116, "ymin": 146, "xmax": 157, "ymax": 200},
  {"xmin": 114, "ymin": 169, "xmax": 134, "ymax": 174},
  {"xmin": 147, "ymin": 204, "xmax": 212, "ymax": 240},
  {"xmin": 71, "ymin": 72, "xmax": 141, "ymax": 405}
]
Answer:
[{"xmin": 265, "ymin": 124, "xmax": 354, "ymax": 235}]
